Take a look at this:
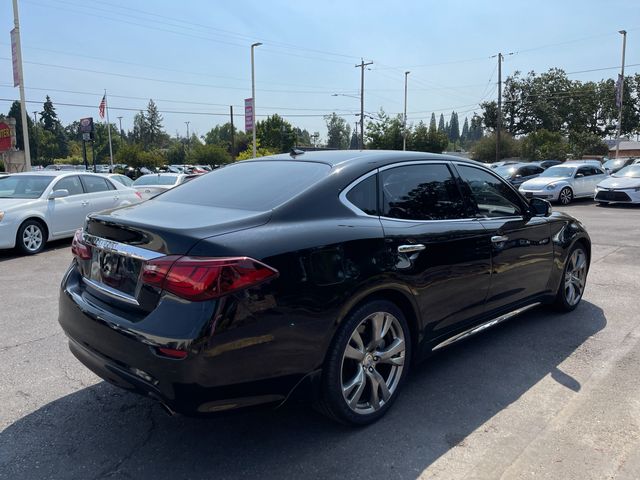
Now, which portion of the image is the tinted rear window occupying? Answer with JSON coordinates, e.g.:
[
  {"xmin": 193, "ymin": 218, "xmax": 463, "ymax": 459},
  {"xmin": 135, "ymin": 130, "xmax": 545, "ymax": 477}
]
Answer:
[{"xmin": 157, "ymin": 161, "xmax": 330, "ymax": 211}]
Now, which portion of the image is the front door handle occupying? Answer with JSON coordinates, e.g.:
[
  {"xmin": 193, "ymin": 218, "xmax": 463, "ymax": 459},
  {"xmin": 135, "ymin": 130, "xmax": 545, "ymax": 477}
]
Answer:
[
  {"xmin": 398, "ymin": 244, "xmax": 426, "ymax": 253},
  {"xmin": 491, "ymin": 235, "xmax": 509, "ymax": 243},
  {"xmin": 81, "ymin": 200, "xmax": 89, "ymax": 207}
]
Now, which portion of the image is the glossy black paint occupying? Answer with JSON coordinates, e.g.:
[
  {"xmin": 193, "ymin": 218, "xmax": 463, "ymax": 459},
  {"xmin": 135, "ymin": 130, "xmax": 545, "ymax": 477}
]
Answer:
[{"xmin": 58, "ymin": 150, "xmax": 591, "ymax": 415}]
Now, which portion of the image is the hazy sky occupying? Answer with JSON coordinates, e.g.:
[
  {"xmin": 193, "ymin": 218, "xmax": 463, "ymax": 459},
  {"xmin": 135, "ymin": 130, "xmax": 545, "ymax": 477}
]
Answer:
[{"xmin": 1, "ymin": 0, "xmax": 639, "ymax": 141}]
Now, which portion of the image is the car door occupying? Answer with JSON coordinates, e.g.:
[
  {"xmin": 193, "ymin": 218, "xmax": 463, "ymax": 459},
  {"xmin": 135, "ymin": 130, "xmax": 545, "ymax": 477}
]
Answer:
[
  {"xmin": 378, "ymin": 162, "xmax": 492, "ymax": 337},
  {"xmin": 80, "ymin": 175, "xmax": 119, "ymax": 212},
  {"xmin": 586, "ymin": 166, "xmax": 607, "ymax": 194},
  {"xmin": 572, "ymin": 166, "xmax": 592, "ymax": 196},
  {"xmin": 48, "ymin": 175, "xmax": 89, "ymax": 236},
  {"xmin": 454, "ymin": 163, "xmax": 554, "ymax": 313}
]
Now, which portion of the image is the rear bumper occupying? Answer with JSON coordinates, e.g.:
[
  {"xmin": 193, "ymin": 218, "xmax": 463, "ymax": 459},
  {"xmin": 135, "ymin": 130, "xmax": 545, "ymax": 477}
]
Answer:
[{"xmin": 58, "ymin": 264, "xmax": 310, "ymax": 414}]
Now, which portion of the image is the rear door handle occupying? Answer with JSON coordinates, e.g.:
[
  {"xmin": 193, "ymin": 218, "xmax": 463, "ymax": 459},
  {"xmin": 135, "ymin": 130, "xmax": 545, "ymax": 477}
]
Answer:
[
  {"xmin": 398, "ymin": 244, "xmax": 426, "ymax": 253},
  {"xmin": 81, "ymin": 200, "xmax": 89, "ymax": 207},
  {"xmin": 491, "ymin": 235, "xmax": 509, "ymax": 243}
]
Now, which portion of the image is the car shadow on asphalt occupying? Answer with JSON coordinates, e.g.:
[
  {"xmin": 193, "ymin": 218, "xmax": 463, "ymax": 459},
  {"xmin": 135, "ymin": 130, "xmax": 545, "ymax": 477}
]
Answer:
[
  {"xmin": 0, "ymin": 301, "xmax": 606, "ymax": 479},
  {"xmin": 0, "ymin": 238, "xmax": 70, "ymax": 263}
]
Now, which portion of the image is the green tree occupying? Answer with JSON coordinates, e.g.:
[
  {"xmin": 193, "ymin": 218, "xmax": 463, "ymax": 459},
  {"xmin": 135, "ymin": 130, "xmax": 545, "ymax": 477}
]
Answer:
[
  {"xmin": 438, "ymin": 113, "xmax": 445, "ymax": 132},
  {"xmin": 187, "ymin": 143, "xmax": 232, "ymax": 165},
  {"xmin": 568, "ymin": 131, "xmax": 609, "ymax": 159},
  {"xmin": 410, "ymin": 121, "xmax": 449, "ymax": 153},
  {"xmin": 480, "ymin": 101, "xmax": 498, "ymax": 131},
  {"xmin": 324, "ymin": 113, "xmax": 351, "ymax": 149},
  {"xmin": 366, "ymin": 110, "xmax": 404, "ymax": 150},
  {"xmin": 293, "ymin": 127, "xmax": 312, "ymax": 146},
  {"xmin": 256, "ymin": 114, "xmax": 295, "ymax": 152},
  {"xmin": 132, "ymin": 100, "xmax": 167, "ymax": 150},
  {"xmin": 471, "ymin": 133, "xmax": 519, "ymax": 162},
  {"xmin": 236, "ymin": 138, "xmax": 276, "ymax": 160},
  {"xmin": 40, "ymin": 96, "xmax": 58, "ymax": 133},
  {"xmin": 460, "ymin": 117, "xmax": 469, "ymax": 144},
  {"xmin": 429, "ymin": 113, "xmax": 437, "ymax": 132},
  {"xmin": 449, "ymin": 111, "xmax": 460, "ymax": 144},
  {"xmin": 520, "ymin": 129, "xmax": 568, "ymax": 161}
]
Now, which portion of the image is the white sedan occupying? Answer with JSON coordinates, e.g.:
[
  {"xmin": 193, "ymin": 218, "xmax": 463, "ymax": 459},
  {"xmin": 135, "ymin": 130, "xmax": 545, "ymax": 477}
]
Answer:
[
  {"xmin": 0, "ymin": 171, "xmax": 142, "ymax": 254},
  {"xmin": 594, "ymin": 164, "xmax": 640, "ymax": 205},
  {"xmin": 518, "ymin": 163, "xmax": 607, "ymax": 205},
  {"xmin": 132, "ymin": 173, "xmax": 197, "ymax": 200}
]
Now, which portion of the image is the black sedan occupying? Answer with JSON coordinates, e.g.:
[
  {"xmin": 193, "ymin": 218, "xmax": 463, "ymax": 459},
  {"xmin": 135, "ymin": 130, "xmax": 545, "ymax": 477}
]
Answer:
[
  {"xmin": 58, "ymin": 151, "xmax": 591, "ymax": 425},
  {"xmin": 494, "ymin": 162, "xmax": 545, "ymax": 187}
]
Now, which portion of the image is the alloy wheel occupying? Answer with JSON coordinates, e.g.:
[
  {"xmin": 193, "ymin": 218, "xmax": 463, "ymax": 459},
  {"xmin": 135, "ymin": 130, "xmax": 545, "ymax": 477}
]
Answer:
[
  {"xmin": 559, "ymin": 188, "xmax": 573, "ymax": 205},
  {"xmin": 564, "ymin": 248, "xmax": 587, "ymax": 306},
  {"xmin": 340, "ymin": 311, "xmax": 406, "ymax": 415},
  {"xmin": 22, "ymin": 224, "xmax": 43, "ymax": 252}
]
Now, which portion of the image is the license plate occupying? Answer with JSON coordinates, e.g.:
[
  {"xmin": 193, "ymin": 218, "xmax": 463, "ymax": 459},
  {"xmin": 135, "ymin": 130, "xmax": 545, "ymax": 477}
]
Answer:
[{"xmin": 89, "ymin": 249, "xmax": 142, "ymax": 297}]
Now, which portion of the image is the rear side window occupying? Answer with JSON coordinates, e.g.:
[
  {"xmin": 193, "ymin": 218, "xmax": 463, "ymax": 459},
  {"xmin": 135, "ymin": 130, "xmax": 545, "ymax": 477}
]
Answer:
[
  {"xmin": 381, "ymin": 164, "xmax": 466, "ymax": 220},
  {"xmin": 457, "ymin": 165, "xmax": 523, "ymax": 218},
  {"xmin": 53, "ymin": 175, "xmax": 83, "ymax": 196},
  {"xmin": 81, "ymin": 175, "xmax": 111, "ymax": 193},
  {"xmin": 346, "ymin": 174, "xmax": 377, "ymax": 215},
  {"xmin": 158, "ymin": 161, "xmax": 331, "ymax": 211}
]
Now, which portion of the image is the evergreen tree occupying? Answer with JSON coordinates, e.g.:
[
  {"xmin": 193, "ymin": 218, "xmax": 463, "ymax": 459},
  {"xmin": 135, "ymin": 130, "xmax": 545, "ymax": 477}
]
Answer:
[
  {"xmin": 324, "ymin": 113, "xmax": 351, "ymax": 149},
  {"xmin": 438, "ymin": 113, "xmax": 445, "ymax": 132},
  {"xmin": 461, "ymin": 117, "xmax": 469, "ymax": 143},
  {"xmin": 40, "ymin": 96, "xmax": 58, "ymax": 133},
  {"xmin": 429, "ymin": 113, "xmax": 437, "ymax": 132},
  {"xmin": 449, "ymin": 111, "xmax": 460, "ymax": 144}
]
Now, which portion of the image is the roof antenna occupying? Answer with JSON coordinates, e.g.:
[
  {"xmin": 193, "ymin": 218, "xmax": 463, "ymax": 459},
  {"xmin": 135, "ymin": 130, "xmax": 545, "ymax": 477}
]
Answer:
[{"xmin": 290, "ymin": 148, "xmax": 305, "ymax": 157}]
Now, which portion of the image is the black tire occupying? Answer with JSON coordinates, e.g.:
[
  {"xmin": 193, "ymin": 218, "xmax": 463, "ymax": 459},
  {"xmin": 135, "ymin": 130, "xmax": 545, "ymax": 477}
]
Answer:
[
  {"xmin": 316, "ymin": 299, "xmax": 411, "ymax": 426},
  {"xmin": 554, "ymin": 244, "xmax": 589, "ymax": 312},
  {"xmin": 16, "ymin": 219, "xmax": 47, "ymax": 255},
  {"xmin": 558, "ymin": 187, "xmax": 573, "ymax": 205}
]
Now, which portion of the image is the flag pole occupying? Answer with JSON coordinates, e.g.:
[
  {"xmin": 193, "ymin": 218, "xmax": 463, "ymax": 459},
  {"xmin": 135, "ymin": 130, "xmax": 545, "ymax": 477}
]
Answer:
[{"xmin": 104, "ymin": 89, "xmax": 114, "ymax": 170}]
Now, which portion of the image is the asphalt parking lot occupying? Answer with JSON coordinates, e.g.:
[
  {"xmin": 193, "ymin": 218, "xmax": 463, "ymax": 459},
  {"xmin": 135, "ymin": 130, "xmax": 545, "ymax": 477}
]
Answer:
[{"xmin": 1, "ymin": 199, "xmax": 639, "ymax": 480}]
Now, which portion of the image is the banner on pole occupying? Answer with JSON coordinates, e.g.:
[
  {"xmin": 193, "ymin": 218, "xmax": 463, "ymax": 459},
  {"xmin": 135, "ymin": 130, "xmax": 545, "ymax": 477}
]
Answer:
[
  {"xmin": 615, "ymin": 74, "xmax": 623, "ymax": 109},
  {"xmin": 244, "ymin": 98, "xmax": 254, "ymax": 132},
  {"xmin": 10, "ymin": 28, "xmax": 20, "ymax": 87}
]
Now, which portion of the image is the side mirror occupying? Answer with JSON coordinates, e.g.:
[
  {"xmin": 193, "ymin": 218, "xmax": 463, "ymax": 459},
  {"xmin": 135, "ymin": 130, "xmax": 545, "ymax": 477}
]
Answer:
[
  {"xmin": 575, "ymin": 173, "xmax": 584, "ymax": 178},
  {"xmin": 529, "ymin": 197, "xmax": 552, "ymax": 217},
  {"xmin": 48, "ymin": 189, "xmax": 69, "ymax": 199}
]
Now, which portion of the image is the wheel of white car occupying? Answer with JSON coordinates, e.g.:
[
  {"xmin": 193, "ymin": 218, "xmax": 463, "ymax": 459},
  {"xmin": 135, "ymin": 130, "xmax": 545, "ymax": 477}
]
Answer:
[
  {"xmin": 559, "ymin": 187, "xmax": 573, "ymax": 205},
  {"xmin": 16, "ymin": 219, "xmax": 46, "ymax": 255}
]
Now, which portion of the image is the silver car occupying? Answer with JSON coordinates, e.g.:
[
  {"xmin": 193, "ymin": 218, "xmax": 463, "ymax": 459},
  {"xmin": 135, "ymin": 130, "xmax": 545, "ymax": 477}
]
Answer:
[
  {"xmin": 519, "ymin": 163, "xmax": 607, "ymax": 205},
  {"xmin": 132, "ymin": 173, "xmax": 197, "ymax": 200}
]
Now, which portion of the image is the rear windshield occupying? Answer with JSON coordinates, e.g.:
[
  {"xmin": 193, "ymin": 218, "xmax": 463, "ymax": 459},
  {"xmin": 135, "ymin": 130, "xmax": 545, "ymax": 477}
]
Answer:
[
  {"xmin": 133, "ymin": 175, "xmax": 178, "ymax": 186},
  {"xmin": 157, "ymin": 160, "xmax": 330, "ymax": 210}
]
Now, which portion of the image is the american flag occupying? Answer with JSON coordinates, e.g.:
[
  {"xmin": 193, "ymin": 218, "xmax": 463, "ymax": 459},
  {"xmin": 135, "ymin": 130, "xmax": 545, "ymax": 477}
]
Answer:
[{"xmin": 98, "ymin": 94, "xmax": 106, "ymax": 119}]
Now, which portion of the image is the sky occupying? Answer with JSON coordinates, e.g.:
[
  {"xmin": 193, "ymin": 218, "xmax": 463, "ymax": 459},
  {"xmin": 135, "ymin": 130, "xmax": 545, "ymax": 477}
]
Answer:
[{"xmin": 1, "ymin": 0, "xmax": 639, "ymax": 142}]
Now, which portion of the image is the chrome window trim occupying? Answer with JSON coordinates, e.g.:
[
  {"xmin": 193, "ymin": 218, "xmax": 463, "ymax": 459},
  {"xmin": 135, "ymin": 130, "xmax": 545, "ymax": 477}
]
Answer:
[
  {"xmin": 82, "ymin": 233, "xmax": 164, "ymax": 261},
  {"xmin": 339, "ymin": 160, "xmax": 522, "ymax": 223}
]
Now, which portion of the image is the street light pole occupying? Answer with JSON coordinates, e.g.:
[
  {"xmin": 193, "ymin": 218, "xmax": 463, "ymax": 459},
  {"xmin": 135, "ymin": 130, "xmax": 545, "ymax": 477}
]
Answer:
[
  {"xmin": 615, "ymin": 30, "xmax": 627, "ymax": 160},
  {"xmin": 251, "ymin": 42, "xmax": 262, "ymax": 158},
  {"xmin": 185, "ymin": 121, "xmax": 190, "ymax": 140},
  {"xmin": 12, "ymin": 0, "xmax": 31, "ymax": 170},
  {"xmin": 355, "ymin": 59, "xmax": 373, "ymax": 150},
  {"xmin": 116, "ymin": 116, "xmax": 123, "ymax": 142},
  {"xmin": 403, "ymin": 71, "xmax": 410, "ymax": 151}
]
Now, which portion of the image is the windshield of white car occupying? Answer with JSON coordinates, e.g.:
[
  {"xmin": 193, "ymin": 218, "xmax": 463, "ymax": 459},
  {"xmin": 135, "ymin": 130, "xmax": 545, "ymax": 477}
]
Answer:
[
  {"xmin": 538, "ymin": 166, "xmax": 575, "ymax": 178},
  {"xmin": 133, "ymin": 175, "xmax": 179, "ymax": 186},
  {"xmin": 612, "ymin": 165, "xmax": 640, "ymax": 178},
  {"xmin": 603, "ymin": 159, "xmax": 626, "ymax": 169},
  {"xmin": 0, "ymin": 175, "xmax": 55, "ymax": 199}
]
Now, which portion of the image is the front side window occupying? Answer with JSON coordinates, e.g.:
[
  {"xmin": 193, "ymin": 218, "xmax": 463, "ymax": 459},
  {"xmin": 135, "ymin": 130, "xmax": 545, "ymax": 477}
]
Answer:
[
  {"xmin": 381, "ymin": 164, "xmax": 466, "ymax": 220},
  {"xmin": 346, "ymin": 174, "xmax": 377, "ymax": 215},
  {"xmin": 0, "ymin": 175, "xmax": 54, "ymax": 199},
  {"xmin": 53, "ymin": 175, "xmax": 84, "ymax": 196},
  {"xmin": 457, "ymin": 165, "xmax": 523, "ymax": 218}
]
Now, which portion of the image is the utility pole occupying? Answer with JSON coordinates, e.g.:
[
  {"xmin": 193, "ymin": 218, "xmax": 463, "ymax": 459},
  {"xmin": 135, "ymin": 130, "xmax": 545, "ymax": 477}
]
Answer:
[
  {"xmin": 403, "ymin": 71, "xmax": 410, "ymax": 151},
  {"xmin": 185, "ymin": 121, "xmax": 190, "ymax": 140},
  {"xmin": 615, "ymin": 30, "xmax": 627, "ymax": 160},
  {"xmin": 32, "ymin": 111, "xmax": 37, "ymax": 164},
  {"xmin": 496, "ymin": 52, "xmax": 503, "ymax": 162},
  {"xmin": 12, "ymin": 0, "xmax": 31, "ymax": 170},
  {"xmin": 230, "ymin": 105, "xmax": 235, "ymax": 160},
  {"xmin": 116, "ymin": 116, "xmax": 124, "ymax": 141},
  {"xmin": 355, "ymin": 59, "xmax": 373, "ymax": 149},
  {"xmin": 251, "ymin": 42, "xmax": 262, "ymax": 158}
]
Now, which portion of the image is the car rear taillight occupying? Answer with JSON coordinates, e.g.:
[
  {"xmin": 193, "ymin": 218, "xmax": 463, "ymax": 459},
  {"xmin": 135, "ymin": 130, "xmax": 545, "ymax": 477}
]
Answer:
[
  {"xmin": 141, "ymin": 256, "xmax": 278, "ymax": 301},
  {"xmin": 71, "ymin": 229, "xmax": 92, "ymax": 260}
]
